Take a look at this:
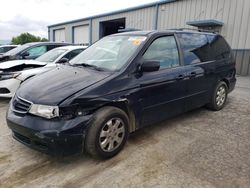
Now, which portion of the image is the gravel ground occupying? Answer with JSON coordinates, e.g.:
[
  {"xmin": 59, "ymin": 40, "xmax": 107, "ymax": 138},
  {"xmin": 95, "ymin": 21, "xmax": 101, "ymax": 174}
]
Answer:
[{"xmin": 0, "ymin": 76, "xmax": 249, "ymax": 188}]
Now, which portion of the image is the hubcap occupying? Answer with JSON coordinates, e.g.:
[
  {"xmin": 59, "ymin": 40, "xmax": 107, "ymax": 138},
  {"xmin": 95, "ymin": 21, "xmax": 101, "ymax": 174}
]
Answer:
[
  {"xmin": 99, "ymin": 118, "xmax": 125, "ymax": 152},
  {"xmin": 216, "ymin": 86, "xmax": 226, "ymax": 107}
]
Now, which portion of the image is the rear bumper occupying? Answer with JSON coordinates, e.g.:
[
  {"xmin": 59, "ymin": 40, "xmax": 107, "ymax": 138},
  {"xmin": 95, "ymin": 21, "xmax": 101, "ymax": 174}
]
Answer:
[
  {"xmin": 228, "ymin": 77, "xmax": 236, "ymax": 93},
  {"xmin": 0, "ymin": 78, "xmax": 21, "ymax": 98},
  {"xmin": 6, "ymin": 107, "xmax": 92, "ymax": 156}
]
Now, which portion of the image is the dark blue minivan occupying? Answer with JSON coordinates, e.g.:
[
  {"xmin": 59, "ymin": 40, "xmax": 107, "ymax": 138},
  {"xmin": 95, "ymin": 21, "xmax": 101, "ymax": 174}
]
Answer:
[{"xmin": 6, "ymin": 30, "xmax": 236, "ymax": 158}]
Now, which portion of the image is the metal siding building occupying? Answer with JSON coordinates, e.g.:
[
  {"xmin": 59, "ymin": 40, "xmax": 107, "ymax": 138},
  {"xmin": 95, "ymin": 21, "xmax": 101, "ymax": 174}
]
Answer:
[{"xmin": 48, "ymin": 0, "xmax": 250, "ymax": 75}]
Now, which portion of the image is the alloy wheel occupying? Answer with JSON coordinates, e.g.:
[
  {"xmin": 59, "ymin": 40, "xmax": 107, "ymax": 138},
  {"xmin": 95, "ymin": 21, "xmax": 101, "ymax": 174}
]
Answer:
[
  {"xmin": 99, "ymin": 118, "xmax": 125, "ymax": 152},
  {"xmin": 216, "ymin": 85, "xmax": 226, "ymax": 107}
]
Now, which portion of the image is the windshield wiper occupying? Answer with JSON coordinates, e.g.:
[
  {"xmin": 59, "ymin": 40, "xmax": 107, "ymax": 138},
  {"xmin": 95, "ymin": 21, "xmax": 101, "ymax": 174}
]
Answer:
[{"xmin": 72, "ymin": 63, "xmax": 104, "ymax": 71}]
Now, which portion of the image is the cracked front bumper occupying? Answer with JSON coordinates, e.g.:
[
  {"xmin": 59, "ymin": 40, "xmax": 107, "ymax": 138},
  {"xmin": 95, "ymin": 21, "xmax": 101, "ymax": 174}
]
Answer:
[{"xmin": 6, "ymin": 107, "xmax": 92, "ymax": 156}]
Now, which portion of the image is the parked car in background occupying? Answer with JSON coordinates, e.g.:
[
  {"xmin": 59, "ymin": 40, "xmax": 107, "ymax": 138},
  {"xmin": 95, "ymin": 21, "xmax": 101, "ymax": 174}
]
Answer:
[
  {"xmin": 6, "ymin": 30, "xmax": 236, "ymax": 158},
  {"xmin": 0, "ymin": 42, "xmax": 71, "ymax": 63},
  {"xmin": 0, "ymin": 45, "xmax": 19, "ymax": 55},
  {"xmin": 0, "ymin": 45, "xmax": 87, "ymax": 98}
]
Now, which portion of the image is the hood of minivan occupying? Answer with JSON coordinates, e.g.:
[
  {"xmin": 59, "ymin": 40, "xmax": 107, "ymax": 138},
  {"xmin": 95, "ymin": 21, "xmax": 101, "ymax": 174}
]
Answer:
[
  {"xmin": 0, "ymin": 60, "xmax": 46, "ymax": 70},
  {"xmin": 17, "ymin": 65, "xmax": 112, "ymax": 105}
]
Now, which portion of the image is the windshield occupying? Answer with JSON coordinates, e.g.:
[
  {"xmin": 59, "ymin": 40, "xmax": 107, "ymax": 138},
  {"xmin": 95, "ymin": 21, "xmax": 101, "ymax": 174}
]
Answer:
[
  {"xmin": 70, "ymin": 35, "xmax": 147, "ymax": 71},
  {"xmin": 36, "ymin": 48, "xmax": 67, "ymax": 62},
  {"xmin": 5, "ymin": 43, "xmax": 33, "ymax": 56}
]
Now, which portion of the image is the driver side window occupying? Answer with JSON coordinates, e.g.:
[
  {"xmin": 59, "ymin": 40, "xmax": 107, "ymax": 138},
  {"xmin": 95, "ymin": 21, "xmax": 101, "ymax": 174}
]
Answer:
[{"xmin": 143, "ymin": 36, "xmax": 180, "ymax": 69}]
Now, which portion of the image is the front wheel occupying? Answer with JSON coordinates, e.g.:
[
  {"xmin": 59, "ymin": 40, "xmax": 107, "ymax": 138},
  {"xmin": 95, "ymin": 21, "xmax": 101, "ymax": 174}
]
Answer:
[
  {"xmin": 207, "ymin": 81, "xmax": 228, "ymax": 111},
  {"xmin": 85, "ymin": 106, "xmax": 129, "ymax": 159}
]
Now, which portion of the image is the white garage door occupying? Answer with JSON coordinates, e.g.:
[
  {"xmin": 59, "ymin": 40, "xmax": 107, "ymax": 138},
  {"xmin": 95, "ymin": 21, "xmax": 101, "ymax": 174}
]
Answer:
[
  {"xmin": 54, "ymin": 29, "xmax": 65, "ymax": 42},
  {"xmin": 74, "ymin": 25, "xmax": 89, "ymax": 45}
]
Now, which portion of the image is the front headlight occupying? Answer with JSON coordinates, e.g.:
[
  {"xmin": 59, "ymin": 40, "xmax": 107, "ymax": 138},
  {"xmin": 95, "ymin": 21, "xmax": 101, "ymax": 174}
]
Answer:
[
  {"xmin": 0, "ymin": 72, "xmax": 21, "ymax": 81},
  {"xmin": 29, "ymin": 104, "xmax": 59, "ymax": 119}
]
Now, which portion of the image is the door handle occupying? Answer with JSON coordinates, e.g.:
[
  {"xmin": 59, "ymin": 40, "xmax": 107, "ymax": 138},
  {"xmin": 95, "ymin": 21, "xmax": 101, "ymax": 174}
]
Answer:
[
  {"xmin": 188, "ymin": 72, "xmax": 197, "ymax": 78},
  {"xmin": 176, "ymin": 74, "xmax": 185, "ymax": 80}
]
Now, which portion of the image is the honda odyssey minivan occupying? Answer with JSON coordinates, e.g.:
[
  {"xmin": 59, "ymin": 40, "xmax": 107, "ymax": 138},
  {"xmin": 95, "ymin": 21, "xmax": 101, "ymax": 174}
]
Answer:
[{"xmin": 6, "ymin": 30, "xmax": 236, "ymax": 158}]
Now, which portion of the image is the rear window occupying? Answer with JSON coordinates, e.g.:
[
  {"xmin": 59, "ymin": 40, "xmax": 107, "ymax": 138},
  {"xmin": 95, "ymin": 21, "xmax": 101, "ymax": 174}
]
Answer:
[{"xmin": 206, "ymin": 35, "xmax": 232, "ymax": 60}]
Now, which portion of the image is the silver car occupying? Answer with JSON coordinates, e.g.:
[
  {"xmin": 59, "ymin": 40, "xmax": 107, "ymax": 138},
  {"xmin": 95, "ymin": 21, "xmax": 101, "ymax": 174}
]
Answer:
[{"xmin": 0, "ymin": 45, "xmax": 87, "ymax": 98}]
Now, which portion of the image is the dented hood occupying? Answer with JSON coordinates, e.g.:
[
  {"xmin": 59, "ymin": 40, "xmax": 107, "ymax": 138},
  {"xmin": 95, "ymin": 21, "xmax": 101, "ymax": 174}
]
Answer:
[
  {"xmin": 17, "ymin": 65, "xmax": 112, "ymax": 105},
  {"xmin": 0, "ymin": 60, "xmax": 46, "ymax": 70}
]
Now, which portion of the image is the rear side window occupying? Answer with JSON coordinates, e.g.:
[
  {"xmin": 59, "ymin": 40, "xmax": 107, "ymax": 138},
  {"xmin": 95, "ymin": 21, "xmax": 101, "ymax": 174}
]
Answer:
[
  {"xmin": 177, "ymin": 33, "xmax": 209, "ymax": 65},
  {"xmin": 63, "ymin": 49, "xmax": 84, "ymax": 60},
  {"xmin": 206, "ymin": 35, "xmax": 232, "ymax": 60},
  {"xmin": 142, "ymin": 36, "xmax": 180, "ymax": 69}
]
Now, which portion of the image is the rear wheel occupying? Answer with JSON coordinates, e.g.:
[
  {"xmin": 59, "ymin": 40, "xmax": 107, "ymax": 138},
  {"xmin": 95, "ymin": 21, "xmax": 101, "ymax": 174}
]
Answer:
[
  {"xmin": 85, "ymin": 106, "xmax": 129, "ymax": 159},
  {"xmin": 207, "ymin": 81, "xmax": 228, "ymax": 111}
]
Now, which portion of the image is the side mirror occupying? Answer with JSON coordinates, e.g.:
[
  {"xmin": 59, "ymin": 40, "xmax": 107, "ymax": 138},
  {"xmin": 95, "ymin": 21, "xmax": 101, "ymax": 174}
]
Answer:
[
  {"xmin": 140, "ymin": 60, "xmax": 160, "ymax": 72},
  {"xmin": 57, "ymin": 58, "xmax": 69, "ymax": 64},
  {"xmin": 21, "ymin": 51, "xmax": 29, "ymax": 58}
]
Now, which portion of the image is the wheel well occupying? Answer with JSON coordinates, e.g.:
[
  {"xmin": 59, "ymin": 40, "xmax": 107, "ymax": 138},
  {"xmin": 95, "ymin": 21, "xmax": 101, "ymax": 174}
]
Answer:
[
  {"xmin": 100, "ymin": 101, "xmax": 136, "ymax": 133},
  {"xmin": 221, "ymin": 79, "xmax": 229, "ymax": 89}
]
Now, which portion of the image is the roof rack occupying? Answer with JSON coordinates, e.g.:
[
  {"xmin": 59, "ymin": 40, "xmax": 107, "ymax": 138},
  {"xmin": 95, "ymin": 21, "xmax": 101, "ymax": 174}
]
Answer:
[{"xmin": 168, "ymin": 28, "xmax": 217, "ymax": 33}]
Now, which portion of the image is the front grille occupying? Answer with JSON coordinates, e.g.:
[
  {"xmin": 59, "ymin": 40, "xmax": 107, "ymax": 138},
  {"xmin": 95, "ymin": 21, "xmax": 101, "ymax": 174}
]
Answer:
[{"xmin": 12, "ymin": 96, "xmax": 32, "ymax": 114}]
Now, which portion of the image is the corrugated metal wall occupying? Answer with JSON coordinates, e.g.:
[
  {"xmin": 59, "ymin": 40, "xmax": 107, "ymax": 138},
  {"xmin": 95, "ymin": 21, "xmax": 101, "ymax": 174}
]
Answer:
[
  {"xmin": 91, "ymin": 6, "xmax": 155, "ymax": 42},
  {"xmin": 157, "ymin": 0, "xmax": 250, "ymax": 49},
  {"xmin": 73, "ymin": 25, "xmax": 89, "ymax": 45},
  {"xmin": 49, "ymin": 20, "xmax": 90, "ymax": 43},
  {"xmin": 233, "ymin": 50, "xmax": 250, "ymax": 76},
  {"xmin": 48, "ymin": 0, "xmax": 250, "ymax": 75},
  {"xmin": 53, "ymin": 29, "xmax": 65, "ymax": 42},
  {"xmin": 157, "ymin": 0, "xmax": 250, "ymax": 75}
]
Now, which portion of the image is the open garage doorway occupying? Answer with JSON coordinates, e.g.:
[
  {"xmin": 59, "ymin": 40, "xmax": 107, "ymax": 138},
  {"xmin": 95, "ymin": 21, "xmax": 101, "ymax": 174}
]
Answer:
[{"xmin": 99, "ymin": 18, "xmax": 125, "ymax": 38}]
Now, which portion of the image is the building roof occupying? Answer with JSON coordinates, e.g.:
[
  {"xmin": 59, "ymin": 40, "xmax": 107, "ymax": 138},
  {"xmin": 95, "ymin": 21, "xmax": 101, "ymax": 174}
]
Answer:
[{"xmin": 48, "ymin": 0, "xmax": 176, "ymax": 28}]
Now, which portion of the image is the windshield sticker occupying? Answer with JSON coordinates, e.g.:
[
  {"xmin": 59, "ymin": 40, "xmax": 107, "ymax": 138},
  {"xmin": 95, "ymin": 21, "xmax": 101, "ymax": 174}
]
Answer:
[{"xmin": 128, "ymin": 37, "xmax": 147, "ymax": 46}]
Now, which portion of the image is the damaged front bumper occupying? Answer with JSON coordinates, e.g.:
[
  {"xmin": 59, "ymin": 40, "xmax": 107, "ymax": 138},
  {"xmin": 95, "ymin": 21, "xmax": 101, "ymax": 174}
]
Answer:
[{"xmin": 6, "ymin": 107, "xmax": 92, "ymax": 156}]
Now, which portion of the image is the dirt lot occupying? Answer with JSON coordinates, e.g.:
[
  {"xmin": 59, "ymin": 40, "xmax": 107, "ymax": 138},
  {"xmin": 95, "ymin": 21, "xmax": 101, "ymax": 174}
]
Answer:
[{"xmin": 0, "ymin": 76, "xmax": 250, "ymax": 188}]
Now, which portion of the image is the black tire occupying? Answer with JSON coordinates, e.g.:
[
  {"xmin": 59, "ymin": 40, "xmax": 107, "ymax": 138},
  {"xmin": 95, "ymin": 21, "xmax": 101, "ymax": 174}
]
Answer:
[
  {"xmin": 85, "ymin": 106, "xmax": 129, "ymax": 159},
  {"xmin": 207, "ymin": 81, "xmax": 228, "ymax": 111}
]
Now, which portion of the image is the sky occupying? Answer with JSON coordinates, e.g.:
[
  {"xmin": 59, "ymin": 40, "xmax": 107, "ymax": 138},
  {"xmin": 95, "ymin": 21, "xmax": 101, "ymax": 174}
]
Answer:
[{"xmin": 0, "ymin": 0, "xmax": 158, "ymax": 40}]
